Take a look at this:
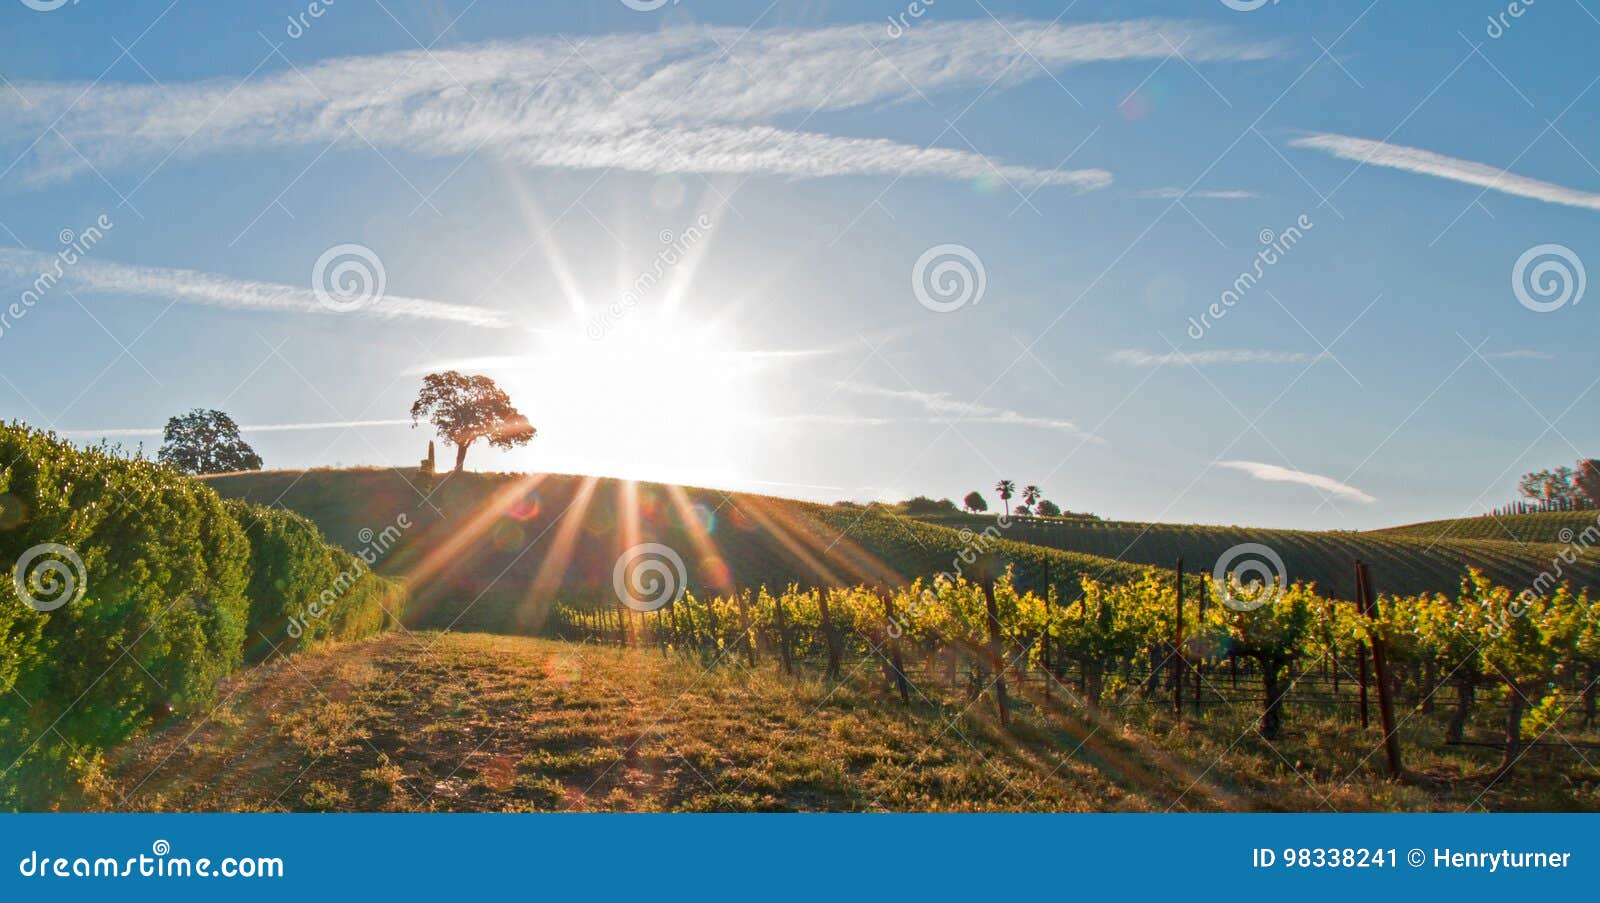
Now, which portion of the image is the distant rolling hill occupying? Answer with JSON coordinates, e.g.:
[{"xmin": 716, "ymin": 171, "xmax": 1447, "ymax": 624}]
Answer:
[
  {"xmin": 201, "ymin": 468, "xmax": 1150, "ymax": 635},
  {"xmin": 896, "ymin": 513, "xmax": 1600, "ymax": 600},
  {"xmin": 1372, "ymin": 510, "xmax": 1600, "ymax": 545}
]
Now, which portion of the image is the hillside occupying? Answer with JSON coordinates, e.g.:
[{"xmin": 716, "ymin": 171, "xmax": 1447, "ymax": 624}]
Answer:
[
  {"xmin": 85, "ymin": 631, "xmax": 1590, "ymax": 812},
  {"xmin": 201, "ymin": 469, "xmax": 1153, "ymax": 634},
  {"xmin": 900, "ymin": 513, "xmax": 1600, "ymax": 600},
  {"xmin": 1373, "ymin": 510, "xmax": 1600, "ymax": 545}
]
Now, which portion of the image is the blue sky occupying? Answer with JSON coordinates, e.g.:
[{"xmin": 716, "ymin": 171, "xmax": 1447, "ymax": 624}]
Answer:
[{"xmin": 0, "ymin": 0, "xmax": 1597, "ymax": 530}]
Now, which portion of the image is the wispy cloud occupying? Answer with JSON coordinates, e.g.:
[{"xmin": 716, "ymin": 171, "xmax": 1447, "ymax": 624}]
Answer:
[
  {"xmin": 1291, "ymin": 133, "xmax": 1600, "ymax": 211},
  {"xmin": 59, "ymin": 418, "xmax": 413, "ymax": 438},
  {"xmin": 833, "ymin": 381, "xmax": 1092, "ymax": 437},
  {"xmin": 1109, "ymin": 348, "xmax": 1326, "ymax": 366},
  {"xmin": 1, "ymin": 20, "xmax": 1278, "ymax": 190},
  {"xmin": 1134, "ymin": 187, "xmax": 1258, "ymax": 199},
  {"xmin": 1219, "ymin": 459, "xmax": 1376, "ymax": 503},
  {"xmin": 1484, "ymin": 348, "xmax": 1555, "ymax": 360},
  {"xmin": 0, "ymin": 250, "xmax": 508, "ymax": 327},
  {"xmin": 407, "ymin": 346, "xmax": 834, "ymax": 375}
]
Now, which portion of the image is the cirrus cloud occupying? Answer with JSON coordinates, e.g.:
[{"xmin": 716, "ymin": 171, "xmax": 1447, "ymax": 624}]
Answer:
[
  {"xmin": 1219, "ymin": 459, "xmax": 1376, "ymax": 503},
  {"xmin": 0, "ymin": 20, "xmax": 1280, "ymax": 191},
  {"xmin": 1291, "ymin": 133, "xmax": 1600, "ymax": 211}
]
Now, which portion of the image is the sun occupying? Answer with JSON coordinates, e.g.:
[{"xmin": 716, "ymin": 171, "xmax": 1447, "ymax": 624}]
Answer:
[{"xmin": 503, "ymin": 312, "xmax": 758, "ymax": 487}]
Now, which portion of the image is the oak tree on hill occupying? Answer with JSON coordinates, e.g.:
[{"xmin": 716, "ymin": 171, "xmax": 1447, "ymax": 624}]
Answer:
[
  {"xmin": 963, "ymin": 491, "xmax": 987, "ymax": 513},
  {"xmin": 410, "ymin": 371, "xmax": 537, "ymax": 473},
  {"xmin": 158, "ymin": 408, "xmax": 263, "ymax": 475}
]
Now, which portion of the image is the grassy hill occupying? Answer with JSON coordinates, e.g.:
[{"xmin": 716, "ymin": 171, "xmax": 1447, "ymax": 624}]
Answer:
[
  {"xmin": 201, "ymin": 468, "xmax": 1152, "ymax": 634},
  {"xmin": 85, "ymin": 631, "xmax": 1592, "ymax": 812},
  {"xmin": 1373, "ymin": 510, "xmax": 1600, "ymax": 545},
  {"xmin": 897, "ymin": 513, "xmax": 1600, "ymax": 600}
]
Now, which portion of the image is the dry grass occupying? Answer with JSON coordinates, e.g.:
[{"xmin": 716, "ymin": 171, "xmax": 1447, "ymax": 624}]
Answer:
[{"xmin": 81, "ymin": 632, "xmax": 1600, "ymax": 812}]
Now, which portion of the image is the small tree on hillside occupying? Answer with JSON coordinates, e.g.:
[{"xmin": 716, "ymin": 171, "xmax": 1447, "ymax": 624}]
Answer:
[
  {"xmin": 410, "ymin": 371, "xmax": 537, "ymax": 472},
  {"xmin": 994, "ymin": 479, "xmax": 1015, "ymax": 517},
  {"xmin": 963, "ymin": 491, "xmax": 987, "ymax": 514},
  {"xmin": 1036, "ymin": 500, "xmax": 1061, "ymax": 517},
  {"xmin": 158, "ymin": 409, "xmax": 263, "ymax": 475},
  {"xmin": 1518, "ymin": 467, "xmax": 1578, "ymax": 506}
]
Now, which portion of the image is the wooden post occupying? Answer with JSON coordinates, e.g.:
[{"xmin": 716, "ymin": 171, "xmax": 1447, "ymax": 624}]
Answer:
[
  {"xmin": 982, "ymin": 579, "xmax": 1010, "ymax": 726},
  {"xmin": 882, "ymin": 590, "xmax": 910, "ymax": 705},
  {"xmin": 1194, "ymin": 571, "xmax": 1205, "ymax": 716},
  {"xmin": 818, "ymin": 590, "xmax": 841, "ymax": 679},
  {"xmin": 737, "ymin": 592, "xmax": 756, "ymax": 667},
  {"xmin": 1356, "ymin": 574, "xmax": 1371, "ymax": 730},
  {"xmin": 1358, "ymin": 561, "xmax": 1404, "ymax": 778},
  {"xmin": 1041, "ymin": 564, "xmax": 1052, "ymax": 703},
  {"xmin": 773, "ymin": 594, "xmax": 793, "ymax": 676},
  {"xmin": 1173, "ymin": 558, "xmax": 1185, "ymax": 719}
]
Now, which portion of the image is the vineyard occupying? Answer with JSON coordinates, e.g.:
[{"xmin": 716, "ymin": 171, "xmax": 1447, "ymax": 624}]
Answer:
[
  {"xmin": 1375, "ymin": 510, "xmax": 1600, "ymax": 545},
  {"xmin": 902, "ymin": 513, "xmax": 1600, "ymax": 600},
  {"xmin": 551, "ymin": 566, "xmax": 1600, "ymax": 787}
]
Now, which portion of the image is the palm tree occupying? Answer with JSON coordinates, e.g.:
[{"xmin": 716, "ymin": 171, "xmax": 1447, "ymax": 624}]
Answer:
[
  {"xmin": 1021, "ymin": 485, "xmax": 1041, "ymax": 511},
  {"xmin": 994, "ymin": 479, "xmax": 1015, "ymax": 517}
]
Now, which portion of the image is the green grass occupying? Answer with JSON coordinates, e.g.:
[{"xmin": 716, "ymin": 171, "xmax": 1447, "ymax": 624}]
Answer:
[
  {"xmin": 904, "ymin": 512, "xmax": 1600, "ymax": 599},
  {"xmin": 83, "ymin": 631, "xmax": 1599, "ymax": 812}
]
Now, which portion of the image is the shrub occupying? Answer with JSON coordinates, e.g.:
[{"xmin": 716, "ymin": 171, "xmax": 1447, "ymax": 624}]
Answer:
[
  {"xmin": 225, "ymin": 499, "xmax": 405, "ymax": 659},
  {"xmin": 0, "ymin": 422, "xmax": 250, "ymax": 807},
  {"xmin": 0, "ymin": 423, "xmax": 405, "ymax": 809}
]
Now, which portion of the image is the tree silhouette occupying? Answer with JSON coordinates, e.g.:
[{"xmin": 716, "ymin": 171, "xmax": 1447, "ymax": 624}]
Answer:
[
  {"xmin": 994, "ymin": 479, "xmax": 1015, "ymax": 517},
  {"xmin": 411, "ymin": 371, "xmax": 537, "ymax": 472},
  {"xmin": 1036, "ymin": 500, "xmax": 1061, "ymax": 517},
  {"xmin": 158, "ymin": 409, "xmax": 263, "ymax": 475},
  {"xmin": 963, "ymin": 491, "xmax": 987, "ymax": 514}
]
